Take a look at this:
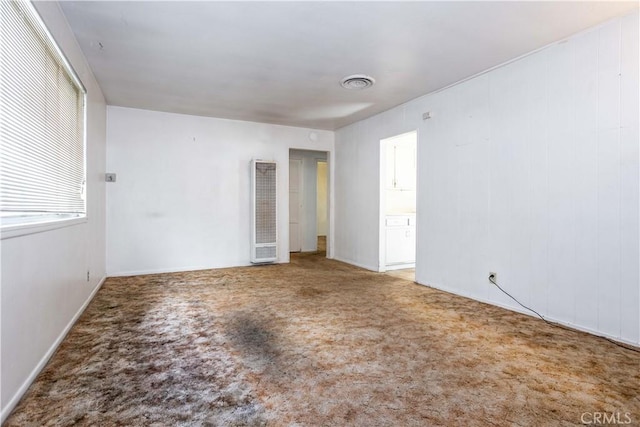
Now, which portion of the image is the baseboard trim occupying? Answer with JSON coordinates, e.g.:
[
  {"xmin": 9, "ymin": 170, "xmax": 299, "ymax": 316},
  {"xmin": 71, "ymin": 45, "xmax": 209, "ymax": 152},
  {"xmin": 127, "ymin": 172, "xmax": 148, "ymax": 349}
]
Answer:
[
  {"xmin": 0, "ymin": 276, "xmax": 107, "ymax": 424},
  {"xmin": 105, "ymin": 259, "xmax": 293, "ymax": 277},
  {"xmin": 414, "ymin": 280, "xmax": 640, "ymax": 348},
  {"xmin": 384, "ymin": 263, "xmax": 415, "ymax": 271},
  {"xmin": 331, "ymin": 256, "xmax": 378, "ymax": 272},
  {"xmin": 108, "ymin": 264, "xmax": 235, "ymax": 277}
]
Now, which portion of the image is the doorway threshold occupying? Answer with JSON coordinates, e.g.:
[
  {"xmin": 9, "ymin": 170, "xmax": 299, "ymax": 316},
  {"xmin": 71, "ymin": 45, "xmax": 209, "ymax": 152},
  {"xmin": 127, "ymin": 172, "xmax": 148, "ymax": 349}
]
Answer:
[{"xmin": 385, "ymin": 268, "xmax": 415, "ymax": 282}]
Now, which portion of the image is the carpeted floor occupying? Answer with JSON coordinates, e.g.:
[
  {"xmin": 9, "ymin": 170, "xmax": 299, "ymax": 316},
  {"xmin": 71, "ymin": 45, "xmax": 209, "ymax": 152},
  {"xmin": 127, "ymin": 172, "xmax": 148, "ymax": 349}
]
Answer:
[
  {"xmin": 5, "ymin": 253, "xmax": 639, "ymax": 426},
  {"xmin": 386, "ymin": 268, "xmax": 415, "ymax": 282}
]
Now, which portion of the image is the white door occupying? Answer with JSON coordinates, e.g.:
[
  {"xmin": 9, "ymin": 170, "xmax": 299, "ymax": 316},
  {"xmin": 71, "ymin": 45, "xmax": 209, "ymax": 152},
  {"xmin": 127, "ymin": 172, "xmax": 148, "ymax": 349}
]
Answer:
[{"xmin": 289, "ymin": 159, "xmax": 303, "ymax": 252}]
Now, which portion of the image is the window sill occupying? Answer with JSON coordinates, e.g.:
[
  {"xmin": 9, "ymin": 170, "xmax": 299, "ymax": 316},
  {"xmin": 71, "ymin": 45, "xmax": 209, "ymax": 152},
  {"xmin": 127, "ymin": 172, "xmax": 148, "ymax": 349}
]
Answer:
[{"xmin": 1, "ymin": 216, "xmax": 87, "ymax": 240}]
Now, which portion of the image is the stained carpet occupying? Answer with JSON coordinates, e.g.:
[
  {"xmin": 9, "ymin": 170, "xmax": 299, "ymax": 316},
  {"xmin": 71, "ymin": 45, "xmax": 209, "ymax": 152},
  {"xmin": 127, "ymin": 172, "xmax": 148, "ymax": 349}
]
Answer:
[{"xmin": 5, "ymin": 253, "xmax": 640, "ymax": 426}]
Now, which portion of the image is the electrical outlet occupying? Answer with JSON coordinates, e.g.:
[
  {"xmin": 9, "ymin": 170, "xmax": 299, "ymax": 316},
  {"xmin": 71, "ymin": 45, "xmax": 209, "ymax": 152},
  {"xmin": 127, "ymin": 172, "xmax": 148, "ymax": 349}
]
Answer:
[
  {"xmin": 87, "ymin": 270, "xmax": 90, "ymax": 282},
  {"xmin": 488, "ymin": 272, "xmax": 497, "ymax": 283}
]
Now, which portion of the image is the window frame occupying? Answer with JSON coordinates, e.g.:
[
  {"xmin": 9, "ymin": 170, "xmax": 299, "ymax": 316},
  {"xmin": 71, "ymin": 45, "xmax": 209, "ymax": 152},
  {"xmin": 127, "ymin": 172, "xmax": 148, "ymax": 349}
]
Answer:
[{"xmin": 0, "ymin": 0, "xmax": 88, "ymax": 240}]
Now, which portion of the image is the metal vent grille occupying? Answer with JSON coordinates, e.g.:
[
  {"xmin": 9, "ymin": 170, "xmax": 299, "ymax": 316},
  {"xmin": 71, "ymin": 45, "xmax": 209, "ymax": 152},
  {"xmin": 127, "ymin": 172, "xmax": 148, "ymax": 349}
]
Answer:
[
  {"xmin": 340, "ymin": 74, "xmax": 376, "ymax": 90},
  {"xmin": 256, "ymin": 246, "xmax": 276, "ymax": 259},
  {"xmin": 255, "ymin": 162, "xmax": 276, "ymax": 244},
  {"xmin": 251, "ymin": 159, "xmax": 277, "ymax": 264}
]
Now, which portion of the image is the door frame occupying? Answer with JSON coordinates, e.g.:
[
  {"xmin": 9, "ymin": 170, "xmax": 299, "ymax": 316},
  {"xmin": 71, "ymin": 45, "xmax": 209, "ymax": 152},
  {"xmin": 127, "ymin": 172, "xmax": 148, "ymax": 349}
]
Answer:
[
  {"xmin": 288, "ymin": 149, "xmax": 332, "ymax": 258},
  {"xmin": 315, "ymin": 159, "xmax": 329, "ymax": 253},
  {"xmin": 289, "ymin": 157, "xmax": 303, "ymax": 253},
  {"xmin": 379, "ymin": 130, "xmax": 418, "ymax": 272}
]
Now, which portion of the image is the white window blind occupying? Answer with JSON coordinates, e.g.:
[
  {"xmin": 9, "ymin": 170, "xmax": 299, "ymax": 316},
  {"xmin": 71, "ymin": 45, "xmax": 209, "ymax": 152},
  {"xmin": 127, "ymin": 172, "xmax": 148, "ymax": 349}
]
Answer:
[{"xmin": 0, "ymin": 0, "xmax": 86, "ymax": 225}]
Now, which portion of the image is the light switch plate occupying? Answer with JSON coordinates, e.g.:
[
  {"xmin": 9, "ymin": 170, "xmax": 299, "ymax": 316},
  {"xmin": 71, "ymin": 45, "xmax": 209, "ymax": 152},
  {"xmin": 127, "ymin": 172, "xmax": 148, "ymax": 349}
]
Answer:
[{"xmin": 105, "ymin": 173, "xmax": 116, "ymax": 182}]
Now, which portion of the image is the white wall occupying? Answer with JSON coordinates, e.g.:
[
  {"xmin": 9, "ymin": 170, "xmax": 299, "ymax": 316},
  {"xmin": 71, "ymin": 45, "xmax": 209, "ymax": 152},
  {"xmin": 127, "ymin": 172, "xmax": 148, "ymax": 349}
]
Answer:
[
  {"xmin": 106, "ymin": 107, "xmax": 334, "ymax": 275},
  {"xmin": 335, "ymin": 12, "xmax": 639, "ymax": 345},
  {"xmin": 0, "ymin": 2, "xmax": 107, "ymax": 421},
  {"xmin": 290, "ymin": 149, "xmax": 328, "ymax": 252}
]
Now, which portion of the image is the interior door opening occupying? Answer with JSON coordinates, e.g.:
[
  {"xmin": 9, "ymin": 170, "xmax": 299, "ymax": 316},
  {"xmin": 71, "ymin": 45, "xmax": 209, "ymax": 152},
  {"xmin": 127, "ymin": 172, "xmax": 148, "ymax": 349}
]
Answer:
[
  {"xmin": 379, "ymin": 131, "xmax": 417, "ymax": 280},
  {"xmin": 289, "ymin": 149, "xmax": 329, "ymax": 257},
  {"xmin": 289, "ymin": 157, "xmax": 303, "ymax": 253},
  {"xmin": 316, "ymin": 160, "xmax": 328, "ymax": 255}
]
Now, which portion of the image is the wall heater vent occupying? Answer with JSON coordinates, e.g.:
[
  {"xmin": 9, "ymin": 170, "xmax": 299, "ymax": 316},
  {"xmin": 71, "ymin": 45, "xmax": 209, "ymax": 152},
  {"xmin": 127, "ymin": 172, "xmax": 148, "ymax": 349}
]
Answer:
[{"xmin": 251, "ymin": 159, "xmax": 277, "ymax": 263}]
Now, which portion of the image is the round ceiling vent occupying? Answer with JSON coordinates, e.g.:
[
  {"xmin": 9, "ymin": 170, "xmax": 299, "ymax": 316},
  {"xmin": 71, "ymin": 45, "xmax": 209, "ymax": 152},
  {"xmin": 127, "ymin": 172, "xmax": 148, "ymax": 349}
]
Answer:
[{"xmin": 340, "ymin": 74, "xmax": 376, "ymax": 90}]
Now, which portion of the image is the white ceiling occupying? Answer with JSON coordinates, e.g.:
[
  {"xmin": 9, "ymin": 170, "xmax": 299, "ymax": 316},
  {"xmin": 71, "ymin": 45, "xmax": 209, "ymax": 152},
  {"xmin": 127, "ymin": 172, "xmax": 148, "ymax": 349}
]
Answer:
[{"xmin": 59, "ymin": 1, "xmax": 638, "ymax": 130}]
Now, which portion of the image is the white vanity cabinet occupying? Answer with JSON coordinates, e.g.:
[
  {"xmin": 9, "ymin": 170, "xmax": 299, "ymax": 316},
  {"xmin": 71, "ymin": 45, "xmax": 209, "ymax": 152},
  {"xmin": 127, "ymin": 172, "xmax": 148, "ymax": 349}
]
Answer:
[{"xmin": 385, "ymin": 214, "xmax": 416, "ymax": 267}]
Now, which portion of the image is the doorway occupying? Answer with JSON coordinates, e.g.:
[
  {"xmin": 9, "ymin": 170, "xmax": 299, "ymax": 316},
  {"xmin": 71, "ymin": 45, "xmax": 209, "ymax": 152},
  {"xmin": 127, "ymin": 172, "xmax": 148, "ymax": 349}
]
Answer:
[
  {"xmin": 289, "ymin": 158, "xmax": 303, "ymax": 252},
  {"xmin": 316, "ymin": 160, "xmax": 328, "ymax": 254},
  {"xmin": 379, "ymin": 131, "xmax": 417, "ymax": 278},
  {"xmin": 289, "ymin": 149, "xmax": 329, "ymax": 256}
]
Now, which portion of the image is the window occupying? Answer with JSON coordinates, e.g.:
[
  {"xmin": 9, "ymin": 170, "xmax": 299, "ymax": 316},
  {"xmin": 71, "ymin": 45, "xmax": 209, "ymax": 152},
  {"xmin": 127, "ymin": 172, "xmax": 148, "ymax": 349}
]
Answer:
[{"xmin": 0, "ymin": 0, "xmax": 87, "ymax": 233}]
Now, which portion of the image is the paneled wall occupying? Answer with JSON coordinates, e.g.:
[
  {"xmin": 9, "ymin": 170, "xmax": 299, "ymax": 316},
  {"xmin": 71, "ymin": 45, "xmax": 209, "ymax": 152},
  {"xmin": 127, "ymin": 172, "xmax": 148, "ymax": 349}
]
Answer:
[{"xmin": 334, "ymin": 12, "xmax": 639, "ymax": 344}]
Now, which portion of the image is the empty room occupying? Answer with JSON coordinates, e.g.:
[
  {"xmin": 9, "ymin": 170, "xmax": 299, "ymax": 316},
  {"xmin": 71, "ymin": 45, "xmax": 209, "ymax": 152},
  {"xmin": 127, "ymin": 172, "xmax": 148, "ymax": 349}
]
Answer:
[{"xmin": 1, "ymin": 1, "xmax": 639, "ymax": 425}]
